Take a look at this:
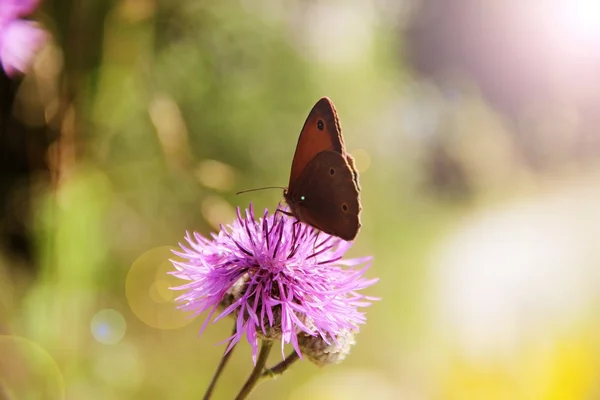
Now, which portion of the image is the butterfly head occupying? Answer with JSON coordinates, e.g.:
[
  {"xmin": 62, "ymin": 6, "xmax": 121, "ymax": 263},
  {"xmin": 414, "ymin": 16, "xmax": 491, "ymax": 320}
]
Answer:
[{"xmin": 283, "ymin": 187, "xmax": 305, "ymax": 206}]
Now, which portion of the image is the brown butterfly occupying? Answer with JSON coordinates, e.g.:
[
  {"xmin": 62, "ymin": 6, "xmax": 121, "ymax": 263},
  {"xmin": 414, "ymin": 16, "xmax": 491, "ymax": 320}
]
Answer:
[{"xmin": 282, "ymin": 97, "xmax": 361, "ymax": 241}]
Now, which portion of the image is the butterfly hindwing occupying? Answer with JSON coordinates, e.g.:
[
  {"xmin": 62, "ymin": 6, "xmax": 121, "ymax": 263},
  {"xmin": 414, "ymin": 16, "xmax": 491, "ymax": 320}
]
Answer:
[{"xmin": 286, "ymin": 151, "xmax": 360, "ymax": 241}]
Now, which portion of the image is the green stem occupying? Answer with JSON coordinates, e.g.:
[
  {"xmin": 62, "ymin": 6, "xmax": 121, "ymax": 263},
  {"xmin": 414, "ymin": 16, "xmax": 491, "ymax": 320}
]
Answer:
[
  {"xmin": 261, "ymin": 351, "xmax": 300, "ymax": 380},
  {"xmin": 202, "ymin": 325, "xmax": 237, "ymax": 400},
  {"xmin": 234, "ymin": 340, "xmax": 273, "ymax": 400}
]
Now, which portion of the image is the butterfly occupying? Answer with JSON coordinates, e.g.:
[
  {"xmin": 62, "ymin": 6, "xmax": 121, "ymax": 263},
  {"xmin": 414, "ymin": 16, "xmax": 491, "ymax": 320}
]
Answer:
[{"xmin": 282, "ymin": 97, "xmax": 361, "ymax": 241}]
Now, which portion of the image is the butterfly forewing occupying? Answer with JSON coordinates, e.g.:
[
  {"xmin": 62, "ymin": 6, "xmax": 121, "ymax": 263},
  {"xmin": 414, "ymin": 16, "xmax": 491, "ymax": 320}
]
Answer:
[{"xmin": 288, "ymin": 97, "xmax": 346, "ymax": 185}]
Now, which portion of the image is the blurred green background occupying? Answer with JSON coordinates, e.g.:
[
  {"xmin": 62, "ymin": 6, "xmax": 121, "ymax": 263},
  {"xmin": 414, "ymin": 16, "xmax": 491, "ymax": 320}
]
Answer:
[{"xmin": 2, "ymin": 0, "xmax": 600, "ymax": 399}]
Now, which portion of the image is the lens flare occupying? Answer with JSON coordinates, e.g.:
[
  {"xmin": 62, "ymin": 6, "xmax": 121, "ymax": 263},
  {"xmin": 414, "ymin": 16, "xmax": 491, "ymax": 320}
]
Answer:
[
  {"xmin": 0, "ymin": 336, "xmax": 65, "ymax": 400},
  {"xmin": 90, "ymin": 309, "xmax": 127, "ymax": 345},
  {"xmin": 126, "ymin": 246, "xmax": 193, "ymax": 330}
]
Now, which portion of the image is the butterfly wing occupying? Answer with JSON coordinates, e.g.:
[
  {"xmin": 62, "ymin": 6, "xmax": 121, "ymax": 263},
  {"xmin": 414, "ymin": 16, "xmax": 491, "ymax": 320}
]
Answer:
[
  {"xmin": 345, "ymin": 154, "xmax": 361, "ymax": 191},
  {"xmin": 288, "ymin": 97, "xmax": 346, "ymax": 185},
  {"xmin": 286, "ymin": 151, "xmax": 361, "ymax": 241}
]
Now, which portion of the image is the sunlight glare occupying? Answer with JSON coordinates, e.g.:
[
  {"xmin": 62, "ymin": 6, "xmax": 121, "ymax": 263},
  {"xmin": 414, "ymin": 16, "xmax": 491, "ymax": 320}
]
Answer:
[{"xmin": 557, "ymin": 0, "xmax": 600, "ymax": 44}]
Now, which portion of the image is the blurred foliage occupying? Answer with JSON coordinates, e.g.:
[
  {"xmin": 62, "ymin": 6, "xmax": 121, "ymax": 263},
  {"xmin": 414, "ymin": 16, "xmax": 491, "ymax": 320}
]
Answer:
[{"xmin": 1, "ymin": 0, "xmax": 600, "ymax": 399}]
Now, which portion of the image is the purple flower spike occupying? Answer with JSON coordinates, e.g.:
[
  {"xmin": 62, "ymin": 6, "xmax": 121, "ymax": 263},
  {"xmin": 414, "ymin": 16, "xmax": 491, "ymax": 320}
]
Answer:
[
  {"xmin": 170, "ymin": 205, "xmax": 378, "ymax": 364},
  {"xmin": 0, "ymin": 0, "xmax": 47, "ymax": 77}
]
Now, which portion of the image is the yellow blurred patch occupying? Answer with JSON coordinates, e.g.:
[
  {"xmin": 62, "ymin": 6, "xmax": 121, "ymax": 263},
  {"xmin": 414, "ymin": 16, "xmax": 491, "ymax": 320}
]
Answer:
[
  {"xmin": 125, "ymin": 246, "xmax": 194, "ymax": 330},
  {"xmin": 438, "ymin": 326, "xmax": 599, "ymax": 400}
]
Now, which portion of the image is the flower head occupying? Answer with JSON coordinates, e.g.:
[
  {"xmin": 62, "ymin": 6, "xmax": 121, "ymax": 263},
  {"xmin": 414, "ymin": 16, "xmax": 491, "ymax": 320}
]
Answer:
[
  {"xmin": 170, "ymin": 205, "xmax": 378, "ymax": 364},
  {"xmin": 0, "ymin": 0, "xmax": 47, "ymax": 76}
]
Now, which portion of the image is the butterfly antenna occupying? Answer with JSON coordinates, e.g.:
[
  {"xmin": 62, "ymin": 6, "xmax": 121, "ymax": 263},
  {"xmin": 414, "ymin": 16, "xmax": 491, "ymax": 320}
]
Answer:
[{"xmin": 235, "ymin": 186, "xmax": 286, "ymax": 195}]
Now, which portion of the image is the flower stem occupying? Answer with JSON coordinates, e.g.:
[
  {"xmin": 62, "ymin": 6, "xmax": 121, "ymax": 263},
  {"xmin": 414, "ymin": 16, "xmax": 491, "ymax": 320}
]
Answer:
[
  {"xmin": 234, "ymin": 340, "xmax": 273, "ymax": 400},
  {"xmin": 261, "ymin": 351, "xmax": 300, "ymax": 379},
  {"xmin": 202, "ymin": 326, "xmax": 237, "ymax": 400}
]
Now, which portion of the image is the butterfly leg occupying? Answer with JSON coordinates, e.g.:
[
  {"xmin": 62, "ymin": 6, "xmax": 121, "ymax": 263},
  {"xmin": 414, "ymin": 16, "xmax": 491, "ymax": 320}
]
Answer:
[{"xmin": 275, "ymin": 208, "xmax": 295, "ymax": 218}]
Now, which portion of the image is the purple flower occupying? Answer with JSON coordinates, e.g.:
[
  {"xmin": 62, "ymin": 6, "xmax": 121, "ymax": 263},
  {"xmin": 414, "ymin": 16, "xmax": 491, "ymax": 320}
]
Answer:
[
  {"xmin": 170, "ymin": 205, "xmax": 378, "ymax": 364},
  {"xmin": 0, "ymin": 0, "xmax": 47, "ymax": 76}
]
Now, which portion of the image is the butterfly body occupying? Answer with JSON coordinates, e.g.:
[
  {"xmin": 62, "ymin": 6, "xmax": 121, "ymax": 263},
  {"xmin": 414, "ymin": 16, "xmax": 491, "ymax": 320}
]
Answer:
[{"xmin": 283, "ymin": 97, "xmax": 362, "ymax": 241}]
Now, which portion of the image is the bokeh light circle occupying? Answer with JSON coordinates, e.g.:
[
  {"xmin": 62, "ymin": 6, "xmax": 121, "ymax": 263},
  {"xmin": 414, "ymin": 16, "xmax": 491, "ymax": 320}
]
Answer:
[
  {"xmin": 90, "ymin": 309, "xmax": 127, "ymax": 345},
  {"xmin": 0, "ymin": 336, "xmax": 65, "ymax": 400},
  {"xmin": 125, "ymin": 246, "xmax": 193, "ymax": 330}
]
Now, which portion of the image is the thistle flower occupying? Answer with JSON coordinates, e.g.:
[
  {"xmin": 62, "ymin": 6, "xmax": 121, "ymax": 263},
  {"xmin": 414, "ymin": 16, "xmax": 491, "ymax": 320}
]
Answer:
[
  {"xmin": 0, "ymin": 0, "xmax": 47, "ymax": 76},
  {"xmin": 170, "ymin": 205, "xmax": 377, "ymax": 364}
]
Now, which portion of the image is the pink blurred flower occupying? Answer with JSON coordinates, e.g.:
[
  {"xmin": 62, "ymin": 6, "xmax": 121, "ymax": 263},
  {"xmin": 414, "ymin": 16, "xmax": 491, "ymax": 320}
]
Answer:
[
  {"xmin": 0, "ymin": 0, "xmax": 47, "ymax": 76},
  {"xmin": 0, "ymin": 0, "xmax": 40, "ymax": 20}
]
